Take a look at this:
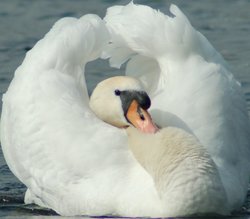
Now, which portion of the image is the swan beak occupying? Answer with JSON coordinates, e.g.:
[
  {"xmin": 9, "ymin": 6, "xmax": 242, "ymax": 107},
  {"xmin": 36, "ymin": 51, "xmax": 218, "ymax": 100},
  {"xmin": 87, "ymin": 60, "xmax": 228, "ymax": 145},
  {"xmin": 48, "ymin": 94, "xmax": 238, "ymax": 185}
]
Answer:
[{"xmin": 126, "ymin": 100, "xmax": 158, "ymax": 134}]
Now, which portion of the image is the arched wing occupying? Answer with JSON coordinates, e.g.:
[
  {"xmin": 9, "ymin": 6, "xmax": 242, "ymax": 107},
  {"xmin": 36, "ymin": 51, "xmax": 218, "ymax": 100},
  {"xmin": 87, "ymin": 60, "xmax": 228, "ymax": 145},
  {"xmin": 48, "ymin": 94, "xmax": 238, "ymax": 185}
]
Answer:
[
  {"xmin": 1, "ymin": 14, "xmax": 149, "ymax": 214},
  {"xmin": 104, "ymin": 2, "xmax": 250, "ymax": 209}
]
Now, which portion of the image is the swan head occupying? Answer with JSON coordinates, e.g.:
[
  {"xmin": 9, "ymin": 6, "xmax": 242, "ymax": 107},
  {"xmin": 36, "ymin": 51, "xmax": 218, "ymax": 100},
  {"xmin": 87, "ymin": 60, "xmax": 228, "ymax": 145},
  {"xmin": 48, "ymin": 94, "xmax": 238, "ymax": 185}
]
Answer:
[{"xmin": 90, "ymin": 76, "xmax": 158, "ymax": 133}]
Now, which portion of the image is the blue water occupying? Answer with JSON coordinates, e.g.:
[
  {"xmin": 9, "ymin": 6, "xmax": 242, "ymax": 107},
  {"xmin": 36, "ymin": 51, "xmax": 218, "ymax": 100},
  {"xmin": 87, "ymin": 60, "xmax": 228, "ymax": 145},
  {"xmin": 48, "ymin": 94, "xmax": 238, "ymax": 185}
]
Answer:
[{"xmin": 0, "ymin": 0, "xmax": 250, "ymax": 218}]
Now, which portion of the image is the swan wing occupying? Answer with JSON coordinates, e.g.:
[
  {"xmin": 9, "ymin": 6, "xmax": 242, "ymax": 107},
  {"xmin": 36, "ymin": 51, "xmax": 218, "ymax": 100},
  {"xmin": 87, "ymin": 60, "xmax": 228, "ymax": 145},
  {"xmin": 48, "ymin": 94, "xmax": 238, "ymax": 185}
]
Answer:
[
  {"xmin": 104, "ymin": 2, "xmax": 250, "ymax": 210},
  {"xmin": 0, "ymin": 14, "xmax": 159, "ymax": 216}
]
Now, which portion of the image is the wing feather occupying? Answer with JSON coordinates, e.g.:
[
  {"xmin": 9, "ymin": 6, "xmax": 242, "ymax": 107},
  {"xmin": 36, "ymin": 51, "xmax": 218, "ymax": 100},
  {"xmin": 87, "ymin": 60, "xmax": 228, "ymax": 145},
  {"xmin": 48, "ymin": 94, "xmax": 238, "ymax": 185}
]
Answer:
[
  {"xmin": 1, "ymin": 14, "xmax": 159, "ymax": 215},
  {"xmin": 104, "ymin": 2, "xmax": 250, "ymax": 210}
]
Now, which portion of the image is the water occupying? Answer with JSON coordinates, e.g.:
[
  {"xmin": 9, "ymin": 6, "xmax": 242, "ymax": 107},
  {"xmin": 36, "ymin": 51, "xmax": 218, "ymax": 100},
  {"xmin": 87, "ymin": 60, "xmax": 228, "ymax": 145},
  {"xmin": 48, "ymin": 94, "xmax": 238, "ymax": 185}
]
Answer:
[{"xmin": 0, "ymin": 0, "xmax": 250, "ymax": 218}]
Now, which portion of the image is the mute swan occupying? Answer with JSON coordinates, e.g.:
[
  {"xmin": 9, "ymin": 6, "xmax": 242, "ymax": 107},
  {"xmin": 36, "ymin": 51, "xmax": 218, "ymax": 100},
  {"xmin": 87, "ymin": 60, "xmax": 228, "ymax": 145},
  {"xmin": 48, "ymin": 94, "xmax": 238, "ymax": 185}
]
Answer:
[
  {"xmin": 90, "ymin": 76, "xmax": 228, "ymax": 216},
  {"xmin": 0, "ymin": 1, "xmax": 249, "ymax": 217}
]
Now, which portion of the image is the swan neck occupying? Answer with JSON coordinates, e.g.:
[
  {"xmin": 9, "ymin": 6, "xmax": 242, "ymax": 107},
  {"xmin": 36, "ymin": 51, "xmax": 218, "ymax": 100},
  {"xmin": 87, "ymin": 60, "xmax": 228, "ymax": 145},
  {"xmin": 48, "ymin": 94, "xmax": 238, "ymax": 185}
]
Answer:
[{"xmin": 126, "ymin": 127, "xmax": 228, "ymax": 215}]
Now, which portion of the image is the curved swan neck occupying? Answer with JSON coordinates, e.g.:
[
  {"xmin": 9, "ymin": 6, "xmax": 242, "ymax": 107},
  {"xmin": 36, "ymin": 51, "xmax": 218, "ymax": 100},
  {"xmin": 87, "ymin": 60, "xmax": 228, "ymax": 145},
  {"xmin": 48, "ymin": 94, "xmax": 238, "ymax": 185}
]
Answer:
[
  {"xmin": 126, "ymin": 127, "xmax": 229, "ymax": 215},
  {"xmin": 127, "ymin": 127, "xmax": 212, "ymax": 175}
]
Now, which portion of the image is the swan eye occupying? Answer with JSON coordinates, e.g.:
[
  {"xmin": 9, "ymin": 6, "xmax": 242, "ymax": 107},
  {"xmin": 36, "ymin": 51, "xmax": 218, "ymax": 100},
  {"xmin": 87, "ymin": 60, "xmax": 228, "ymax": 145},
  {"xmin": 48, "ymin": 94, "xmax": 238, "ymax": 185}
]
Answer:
[{"xmin": 114, "ymin": 89, "xmax": 121, "ymax": 96}]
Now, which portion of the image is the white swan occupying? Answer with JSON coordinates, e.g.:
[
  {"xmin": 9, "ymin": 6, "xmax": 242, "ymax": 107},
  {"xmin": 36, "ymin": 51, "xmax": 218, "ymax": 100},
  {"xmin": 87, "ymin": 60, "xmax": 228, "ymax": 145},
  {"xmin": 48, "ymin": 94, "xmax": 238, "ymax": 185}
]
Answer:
[
  {"xmin": 90, "ymin": 76, "xmax": 228, "ymax": 216},
  {"xmin": 0, "ymin": 2, "xmax": 249, "ymax": 217}
]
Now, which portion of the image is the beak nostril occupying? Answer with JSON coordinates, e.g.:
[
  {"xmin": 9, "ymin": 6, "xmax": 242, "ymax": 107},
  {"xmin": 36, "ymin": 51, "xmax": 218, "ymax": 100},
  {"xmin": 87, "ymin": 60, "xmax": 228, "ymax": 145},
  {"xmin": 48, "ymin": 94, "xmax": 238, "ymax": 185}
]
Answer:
[
  {"xmin": 140, "ymin": 114, "xmax": 145, "ymax": 121},
  {"xmin": 137, "ymin": 107, "xmax": 145, "ymax": 121}
]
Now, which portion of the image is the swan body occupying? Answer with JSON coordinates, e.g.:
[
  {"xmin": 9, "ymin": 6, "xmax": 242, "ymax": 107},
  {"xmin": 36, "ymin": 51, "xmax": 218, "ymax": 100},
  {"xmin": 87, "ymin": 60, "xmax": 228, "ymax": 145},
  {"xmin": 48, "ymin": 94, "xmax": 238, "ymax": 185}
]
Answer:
[{"xmin": 0, "ymin": 2, "xmax": 249, "ymax": 217}]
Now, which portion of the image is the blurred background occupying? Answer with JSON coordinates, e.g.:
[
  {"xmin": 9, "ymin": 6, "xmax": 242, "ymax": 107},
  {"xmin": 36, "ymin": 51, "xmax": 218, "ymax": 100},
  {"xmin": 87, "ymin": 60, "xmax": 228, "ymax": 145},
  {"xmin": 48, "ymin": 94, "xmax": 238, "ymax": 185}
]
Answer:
[{"xmin": 0, "ymin": 0, "xmax": 250, "ymax": 217}]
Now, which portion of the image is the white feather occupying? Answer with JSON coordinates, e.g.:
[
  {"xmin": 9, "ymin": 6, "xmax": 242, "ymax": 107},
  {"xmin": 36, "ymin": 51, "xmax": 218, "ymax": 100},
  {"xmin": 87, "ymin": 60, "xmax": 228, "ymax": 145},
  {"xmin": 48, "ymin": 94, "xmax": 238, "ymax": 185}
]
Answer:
[
  {"xmin": 1, "ymin": 14, "xmax": 161, "ymax": 216},
  {"xmin": 104, "ymin": 2, "xmax": 250, "ymax": 211}
]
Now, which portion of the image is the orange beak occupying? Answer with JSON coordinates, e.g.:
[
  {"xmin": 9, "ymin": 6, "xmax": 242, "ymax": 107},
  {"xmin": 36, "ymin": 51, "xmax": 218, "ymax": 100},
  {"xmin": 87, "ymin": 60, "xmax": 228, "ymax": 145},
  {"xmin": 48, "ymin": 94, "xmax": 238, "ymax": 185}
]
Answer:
[{"xmin": 126, "ymin": 100, "xmax": 158, "ymax": 134}]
